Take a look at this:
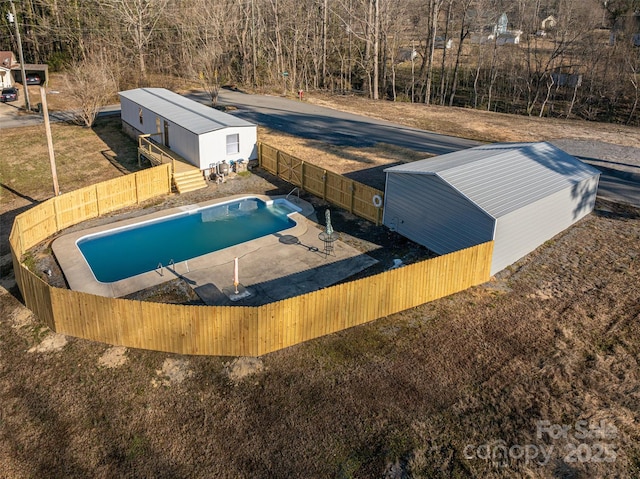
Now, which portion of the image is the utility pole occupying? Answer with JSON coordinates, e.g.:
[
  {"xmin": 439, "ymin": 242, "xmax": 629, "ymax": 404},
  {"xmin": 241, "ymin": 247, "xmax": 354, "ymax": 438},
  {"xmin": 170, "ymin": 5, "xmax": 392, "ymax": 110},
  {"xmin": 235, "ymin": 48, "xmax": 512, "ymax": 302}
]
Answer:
[
  {"xmin": 8, "ymin": 0, "xmax": 31, "ymax": 111},
  {"xmin": 39, "ymin": 85, "xmax": 59, "ymax": 196}
]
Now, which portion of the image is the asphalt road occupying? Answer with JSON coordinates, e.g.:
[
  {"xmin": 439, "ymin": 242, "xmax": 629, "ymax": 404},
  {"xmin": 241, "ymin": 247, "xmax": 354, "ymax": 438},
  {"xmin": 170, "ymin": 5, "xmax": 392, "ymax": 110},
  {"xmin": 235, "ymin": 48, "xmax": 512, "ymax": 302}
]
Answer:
[
  {"xmin": 211, "ymin": 89, "xmax": 640, "ymax": 207},
  {"xmin": 2, "ymin": 91, "xmax": 639, "ymax": 207},
  {"xmin": 198, "ymin": 90, "xmax": 481, "ymax": 155}
]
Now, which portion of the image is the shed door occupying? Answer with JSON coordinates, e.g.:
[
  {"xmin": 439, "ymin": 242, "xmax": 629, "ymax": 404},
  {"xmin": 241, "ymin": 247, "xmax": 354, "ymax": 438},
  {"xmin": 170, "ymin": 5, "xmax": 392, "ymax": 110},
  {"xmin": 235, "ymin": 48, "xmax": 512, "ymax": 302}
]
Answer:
[{"xmin": 163, "ymin": 120, "xmax": 170, "ymax": 147}]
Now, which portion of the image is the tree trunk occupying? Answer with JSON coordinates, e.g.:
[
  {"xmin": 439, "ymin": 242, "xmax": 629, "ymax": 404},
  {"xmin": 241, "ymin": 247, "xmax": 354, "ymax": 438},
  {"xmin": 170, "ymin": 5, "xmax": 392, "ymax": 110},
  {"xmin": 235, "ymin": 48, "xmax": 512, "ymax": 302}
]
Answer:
[
  {"xmin": 372, "ymin": 0, "xmax": 379, "ymax": 99},
  {"xmin": 424, "ymin": 0, "xmax": 441, "ymax": 105},
  {"xmin": 322, "ymin": 0, "xmax": 328, "ymax": 87},
  {"xmin": 439, "ymin": 0, "xmax": 452, "ymax": 105}
]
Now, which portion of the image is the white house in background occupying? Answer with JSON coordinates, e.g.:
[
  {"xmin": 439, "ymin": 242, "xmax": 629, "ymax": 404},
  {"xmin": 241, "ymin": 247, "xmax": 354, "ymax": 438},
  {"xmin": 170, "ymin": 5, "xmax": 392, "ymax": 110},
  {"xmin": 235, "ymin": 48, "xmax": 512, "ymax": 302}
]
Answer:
[
  {"xmin": 0, "ymin": 51, "xmax": 17, "ymax": 88},
  {"xmin": 119, "ymin": 88, "xmax": 257, "ymax": 172},
  {"xmin": 383, "ymin": 142, "xmax": 600, "ymax": 276},
  {"xmin": 541, "ymin": 15, "xmax": 557, "ymax": 31}
]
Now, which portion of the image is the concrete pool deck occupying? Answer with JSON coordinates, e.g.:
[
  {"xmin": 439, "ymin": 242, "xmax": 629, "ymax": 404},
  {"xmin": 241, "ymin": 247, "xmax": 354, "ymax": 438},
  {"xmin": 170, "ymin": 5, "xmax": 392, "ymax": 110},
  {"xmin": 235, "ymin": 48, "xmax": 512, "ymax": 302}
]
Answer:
[{"xmin": 52, "ymin": 194, "xmax": 378, "ymax": 304}]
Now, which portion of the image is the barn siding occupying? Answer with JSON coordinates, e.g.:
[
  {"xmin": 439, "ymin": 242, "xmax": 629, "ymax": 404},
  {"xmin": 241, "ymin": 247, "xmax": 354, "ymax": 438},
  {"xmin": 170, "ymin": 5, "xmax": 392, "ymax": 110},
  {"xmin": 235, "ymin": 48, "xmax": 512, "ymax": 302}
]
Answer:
[
  {"xmin": 383, "ymin": 143, "xmax": 600, "ymax": 277},
  {"xmin": 491, "ymin": 175, "xmax": 599, "ymax": 275},
  {"xmin": 383, "ymin": 174, "xmax": 495, "ymax": 255}
]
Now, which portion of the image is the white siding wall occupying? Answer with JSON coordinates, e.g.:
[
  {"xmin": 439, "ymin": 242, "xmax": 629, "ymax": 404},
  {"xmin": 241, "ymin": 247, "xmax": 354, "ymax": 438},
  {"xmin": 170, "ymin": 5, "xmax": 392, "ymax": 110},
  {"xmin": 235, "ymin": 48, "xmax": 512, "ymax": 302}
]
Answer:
[
  {"xmin": 121, "ymin": 96, "xmax": 258, "ymax": 171},
  {"xmin": 165, "ymin": 121, "xmax": 199, "ymax": 168},
  {"xmin": 383, "ymin": 174, "xmax": 495, "ymax": 255},
  {"xmin": 491, "ymin": 175, "xmax": 599, "ymax": 275},
  {"xmin": 197, "ymin": 126, "xmax": 258, "ymax": 170},
  {"xmin": 0, "ymin": 69, "xmax": 13, "ymax": 88},
  {"xmin": 120, "ymin": 97, "xmax": 146, "ymax": 135}
]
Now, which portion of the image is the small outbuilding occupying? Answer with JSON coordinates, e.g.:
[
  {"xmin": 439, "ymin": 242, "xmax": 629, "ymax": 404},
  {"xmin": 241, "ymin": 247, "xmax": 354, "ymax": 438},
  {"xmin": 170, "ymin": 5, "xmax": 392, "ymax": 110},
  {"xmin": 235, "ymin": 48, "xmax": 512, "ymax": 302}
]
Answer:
[
  {"xmin": 119, "ymin": 88, "xmax": 257, "ymax": 172},
  {"xmin": 383, "ymin": 142, "xmax": 600, "ymax": 275}
]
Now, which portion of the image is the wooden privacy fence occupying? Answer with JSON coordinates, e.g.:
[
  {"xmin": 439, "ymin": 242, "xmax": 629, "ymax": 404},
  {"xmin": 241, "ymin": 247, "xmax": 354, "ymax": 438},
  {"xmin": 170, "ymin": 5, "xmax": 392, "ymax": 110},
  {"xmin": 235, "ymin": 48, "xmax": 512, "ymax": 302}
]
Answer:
[
  {"xmin": 11, "ymin": 164, "xmax": 172, "ymax": 257},
  {"xmin": 10, "ymin": 162, "xmax": 494, "ymax": 356},
  {"xmin": 259, "ymin": 143, "xmax": 384, "ymax": 225}
]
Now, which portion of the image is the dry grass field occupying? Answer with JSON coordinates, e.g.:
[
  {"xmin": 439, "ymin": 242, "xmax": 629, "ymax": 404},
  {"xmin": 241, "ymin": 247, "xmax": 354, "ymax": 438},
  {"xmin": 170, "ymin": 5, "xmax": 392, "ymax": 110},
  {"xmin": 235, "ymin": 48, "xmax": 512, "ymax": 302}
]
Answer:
[{"xmin": 0, "ymin": 85, "xmax": 639, "ymax": 478}]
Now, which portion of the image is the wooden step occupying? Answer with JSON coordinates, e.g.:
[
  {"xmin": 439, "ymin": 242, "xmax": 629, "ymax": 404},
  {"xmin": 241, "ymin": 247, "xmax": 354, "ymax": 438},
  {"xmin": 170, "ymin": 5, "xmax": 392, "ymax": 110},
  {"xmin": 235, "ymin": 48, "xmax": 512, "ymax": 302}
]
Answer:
[{"xmin": 172, "ymin": 169, "xmax": 207, "ymax": 194}]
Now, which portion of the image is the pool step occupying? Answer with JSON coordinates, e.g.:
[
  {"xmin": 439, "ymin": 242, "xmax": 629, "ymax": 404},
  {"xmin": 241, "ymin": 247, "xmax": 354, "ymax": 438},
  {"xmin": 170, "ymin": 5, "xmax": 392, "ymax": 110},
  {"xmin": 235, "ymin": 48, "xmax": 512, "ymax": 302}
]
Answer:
[{"xmin": 172, "ymin": 169, "xmax": 208, "ymax": 194}]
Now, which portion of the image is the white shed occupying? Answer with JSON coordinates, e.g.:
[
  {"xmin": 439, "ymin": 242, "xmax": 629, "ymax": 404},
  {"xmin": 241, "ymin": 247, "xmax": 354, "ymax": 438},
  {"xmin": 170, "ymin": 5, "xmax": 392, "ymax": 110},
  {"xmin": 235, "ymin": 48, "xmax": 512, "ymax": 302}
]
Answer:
[
  {"xmin": 383, "ymin": 142, "xmax": 600, "ymax": 276},
  {"xmin": 119, "ymin": 88, "xmax": 257, "ymax": 171}
]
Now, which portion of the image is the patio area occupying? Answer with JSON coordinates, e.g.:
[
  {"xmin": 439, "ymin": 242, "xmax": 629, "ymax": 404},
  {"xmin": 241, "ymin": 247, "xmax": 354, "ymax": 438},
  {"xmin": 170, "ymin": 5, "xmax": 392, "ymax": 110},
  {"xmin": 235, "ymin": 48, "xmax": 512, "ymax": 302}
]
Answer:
[{"xmin": 51, "ymin": 195, "xmax": 378, "ymax": 305}]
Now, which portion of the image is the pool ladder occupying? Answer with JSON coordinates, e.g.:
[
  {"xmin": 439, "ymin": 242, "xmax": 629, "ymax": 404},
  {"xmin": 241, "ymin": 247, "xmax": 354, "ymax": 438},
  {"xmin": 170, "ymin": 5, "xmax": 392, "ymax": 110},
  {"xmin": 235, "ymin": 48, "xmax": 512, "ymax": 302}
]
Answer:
[
  {"xmin": 157, "ymin": 259, "xmax": 190, "ymax": 277},
  {"xmin": 286, "ymin": 187, "xmax": 300, "ymax": 201}
]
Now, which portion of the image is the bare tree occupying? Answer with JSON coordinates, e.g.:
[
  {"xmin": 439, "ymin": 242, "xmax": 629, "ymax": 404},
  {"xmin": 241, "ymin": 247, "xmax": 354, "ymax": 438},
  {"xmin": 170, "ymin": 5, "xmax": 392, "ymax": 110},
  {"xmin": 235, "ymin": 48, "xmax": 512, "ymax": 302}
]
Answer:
[
  {"xmin": 98, "ymin": 0, "xmax": 169, "ymax": 85},
  {"xmin": 423, "ymin": 0, "xmax": 443, "ymax": 104},
  {"xmin": 448, "ymin": 0, "xmax": 474, "ymax": 106},
  {"xmin": 64, "ymin": 53, "xmax": 117, "ymax": 127}
]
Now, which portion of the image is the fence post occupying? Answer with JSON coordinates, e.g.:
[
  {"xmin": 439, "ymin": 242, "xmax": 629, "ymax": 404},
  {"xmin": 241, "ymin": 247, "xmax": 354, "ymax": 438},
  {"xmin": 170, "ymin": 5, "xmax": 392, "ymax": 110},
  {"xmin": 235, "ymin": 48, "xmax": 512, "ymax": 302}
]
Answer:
[
  {"xmin": 349, "ymin": 182, "xmax": 355, "ymax": 214},
  {"xmin": 95, "ymin": 184, "xmax": 101, "ymax": 217},
  {"xmin": 134, "ymin": 172, "xmax": 140, "ymax": 204},
  {"xmin": 52, "ymin": 195, "xmax": 60, "ymax": 232},
  {"xmin": 14, "ymin": 216, "xmax": 24, "ymax": 257},
  {"xmin": 322, "ymin": 170, "xmax": 327, "ymax": 200},
  {"xmin": 276, "ymin": 149, "xmax": 281, "ymax": 176}
]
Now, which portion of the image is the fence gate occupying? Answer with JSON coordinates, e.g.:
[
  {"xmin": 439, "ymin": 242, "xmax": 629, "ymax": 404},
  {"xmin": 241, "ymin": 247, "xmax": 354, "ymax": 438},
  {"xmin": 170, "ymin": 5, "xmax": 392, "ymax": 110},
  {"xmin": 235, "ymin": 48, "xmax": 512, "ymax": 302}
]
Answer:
[
  {"xmin": 258, "ymin": 142, "xmax": 385, "ymax": 225},
  {"xmin": 277, "ymin": 151, "xmax": 303, "ymax": 186}
]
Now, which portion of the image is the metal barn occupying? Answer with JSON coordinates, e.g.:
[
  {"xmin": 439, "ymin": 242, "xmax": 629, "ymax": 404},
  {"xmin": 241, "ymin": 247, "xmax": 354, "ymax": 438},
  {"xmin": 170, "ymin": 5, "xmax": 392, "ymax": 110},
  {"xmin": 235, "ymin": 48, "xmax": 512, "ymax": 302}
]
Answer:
[
  {"xmin": 383, "ymin": 142, "xmax": 601, "ymax": 275},
  {"xmin": 119, "ymin": 88, "xmax": 257, "ymax": 171}
]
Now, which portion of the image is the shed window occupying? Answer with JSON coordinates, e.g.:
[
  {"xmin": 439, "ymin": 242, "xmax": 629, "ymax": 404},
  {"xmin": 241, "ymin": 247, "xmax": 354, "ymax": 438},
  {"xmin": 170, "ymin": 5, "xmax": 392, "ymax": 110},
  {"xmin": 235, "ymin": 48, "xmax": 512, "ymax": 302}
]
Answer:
[
  {"xmin": 138, "ymin": 108, "xmax": 143, "ymax": 125},
  {"xmin": 226, "ymin": 134, "xmax": 239, "ymax": 155}
]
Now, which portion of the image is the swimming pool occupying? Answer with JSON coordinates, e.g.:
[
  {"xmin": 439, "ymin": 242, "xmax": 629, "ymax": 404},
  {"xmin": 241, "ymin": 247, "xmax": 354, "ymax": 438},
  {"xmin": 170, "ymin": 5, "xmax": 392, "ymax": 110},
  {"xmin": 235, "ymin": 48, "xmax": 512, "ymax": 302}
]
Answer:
[{"xmin": 76, "ymin": 197, "xmax": 300, "ymax": 283}]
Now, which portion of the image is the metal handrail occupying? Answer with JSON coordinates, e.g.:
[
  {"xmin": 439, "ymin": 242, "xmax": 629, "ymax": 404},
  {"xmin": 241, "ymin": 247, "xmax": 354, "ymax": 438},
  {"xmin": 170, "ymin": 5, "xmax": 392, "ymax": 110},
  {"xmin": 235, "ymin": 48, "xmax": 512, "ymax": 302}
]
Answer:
[{"xmin": 286, "ymin": 187, "xmax": 300, "ymax": 201}]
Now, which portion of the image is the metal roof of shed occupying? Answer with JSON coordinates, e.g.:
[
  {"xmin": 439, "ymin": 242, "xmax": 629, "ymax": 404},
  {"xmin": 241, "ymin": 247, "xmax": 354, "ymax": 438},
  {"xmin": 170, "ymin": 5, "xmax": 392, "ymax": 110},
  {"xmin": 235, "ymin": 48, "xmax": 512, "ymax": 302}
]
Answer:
[
  {"xmin": 384, "ymin": 142, "xmax": 600, "ymax": 218},
  {"xmin": 118, "ymin": 88, "xmax": 255, "ymax": 135}
]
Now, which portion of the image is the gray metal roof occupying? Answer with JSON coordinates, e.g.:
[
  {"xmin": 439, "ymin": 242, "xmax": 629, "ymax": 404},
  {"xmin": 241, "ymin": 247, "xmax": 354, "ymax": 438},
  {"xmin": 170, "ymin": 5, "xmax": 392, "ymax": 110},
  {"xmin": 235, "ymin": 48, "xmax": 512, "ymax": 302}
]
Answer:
[
  {"xmin": 384, "ymin": 142, "xmax": 601, "ymax": 218},
  {"xmin": 118, "ymin": 88, "xmax": 255, "ymax": 135}
]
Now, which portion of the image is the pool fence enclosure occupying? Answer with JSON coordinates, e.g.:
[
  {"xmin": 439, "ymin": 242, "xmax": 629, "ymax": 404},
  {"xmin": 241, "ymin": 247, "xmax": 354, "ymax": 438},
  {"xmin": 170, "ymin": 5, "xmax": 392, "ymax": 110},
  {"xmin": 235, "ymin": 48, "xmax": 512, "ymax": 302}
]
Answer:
[
  {"xmin": 10, "ymin": 156, "xmax": 494, "ymax": 356},
  {"xmin": 259, "ymin": 143, "xmax": 384, "ymax": 225}
]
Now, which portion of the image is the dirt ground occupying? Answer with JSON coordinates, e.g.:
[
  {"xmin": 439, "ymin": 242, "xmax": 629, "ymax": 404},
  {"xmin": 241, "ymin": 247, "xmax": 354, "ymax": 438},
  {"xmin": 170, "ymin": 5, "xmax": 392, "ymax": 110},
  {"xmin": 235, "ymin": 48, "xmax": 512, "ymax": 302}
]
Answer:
[{"xmin": 1, "ymin": 85, "xmax": 639, "ymax": 478}]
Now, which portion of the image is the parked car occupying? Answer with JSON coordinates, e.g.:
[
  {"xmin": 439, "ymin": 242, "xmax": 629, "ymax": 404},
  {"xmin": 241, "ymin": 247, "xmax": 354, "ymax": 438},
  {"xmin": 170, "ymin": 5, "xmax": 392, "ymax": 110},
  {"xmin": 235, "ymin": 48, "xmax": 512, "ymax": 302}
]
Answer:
[
  {"xmin": 25, "ymin": 73, "xmax": 41, "ymax": 85},
  {"xmin": 0, "ymin": 87, "xmax": 19, "ymax": 102}
]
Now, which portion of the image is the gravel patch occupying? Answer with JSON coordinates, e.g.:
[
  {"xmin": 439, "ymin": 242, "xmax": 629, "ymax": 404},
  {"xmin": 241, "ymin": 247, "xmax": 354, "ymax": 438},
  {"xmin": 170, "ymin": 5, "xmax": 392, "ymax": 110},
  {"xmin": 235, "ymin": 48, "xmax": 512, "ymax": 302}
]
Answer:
[
  {"xmin": 98, "ymin": 346, "xmax": 128, "ymax": 369},
  {"xmin": 551, "ymin": 139, "xmax": 640, "ymax": 179},
  {"xmin": 27, "ymin": 333, "xmax": 68, "ymax": 353}
]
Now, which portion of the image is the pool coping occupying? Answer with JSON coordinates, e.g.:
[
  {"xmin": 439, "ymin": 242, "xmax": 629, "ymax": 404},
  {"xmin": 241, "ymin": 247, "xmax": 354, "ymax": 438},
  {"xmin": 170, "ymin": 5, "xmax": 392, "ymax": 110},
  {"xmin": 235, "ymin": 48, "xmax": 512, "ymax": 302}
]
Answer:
[{"xmin": 52, "ymin": 194, "xmax": 314, "ymax": 298}]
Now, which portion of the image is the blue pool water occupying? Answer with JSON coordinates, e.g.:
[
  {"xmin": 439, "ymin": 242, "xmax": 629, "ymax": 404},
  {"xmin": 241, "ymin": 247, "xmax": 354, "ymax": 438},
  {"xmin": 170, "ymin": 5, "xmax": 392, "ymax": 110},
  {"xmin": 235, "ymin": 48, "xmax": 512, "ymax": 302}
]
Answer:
[{"xmin": 77, "ymin": 198, "xmax": 298, "ymax": 283}]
